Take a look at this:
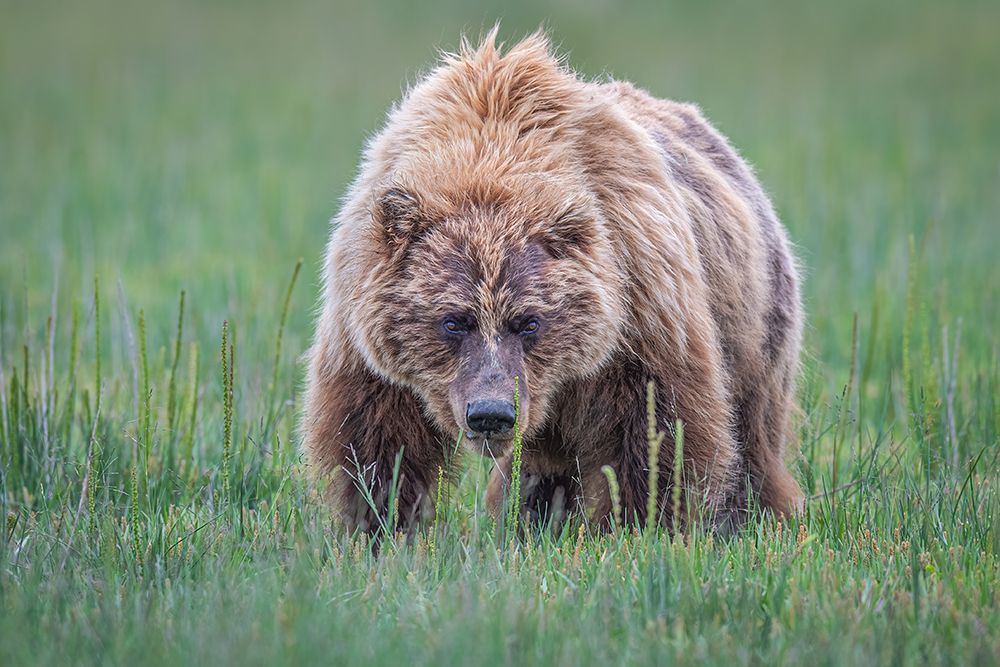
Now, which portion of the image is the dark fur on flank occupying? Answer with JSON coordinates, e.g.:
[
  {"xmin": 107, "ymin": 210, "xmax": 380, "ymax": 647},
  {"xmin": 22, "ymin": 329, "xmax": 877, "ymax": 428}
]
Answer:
[{"xmin": 301, "ymin": 31, "xmax": 804, "ymax": 534}]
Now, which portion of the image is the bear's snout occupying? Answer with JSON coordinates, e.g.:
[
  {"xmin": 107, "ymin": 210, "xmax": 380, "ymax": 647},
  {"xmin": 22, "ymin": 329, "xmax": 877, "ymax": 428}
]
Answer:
[{"xmin": 466, "ymin": 399, "xmax": 516, "ymax": 436}]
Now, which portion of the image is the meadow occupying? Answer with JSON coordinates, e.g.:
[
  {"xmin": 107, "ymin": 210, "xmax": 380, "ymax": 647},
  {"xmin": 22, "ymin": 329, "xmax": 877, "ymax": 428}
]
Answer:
[{"xmin": 1, "ymin": 0, "xmax": 998, "ymax": 664}]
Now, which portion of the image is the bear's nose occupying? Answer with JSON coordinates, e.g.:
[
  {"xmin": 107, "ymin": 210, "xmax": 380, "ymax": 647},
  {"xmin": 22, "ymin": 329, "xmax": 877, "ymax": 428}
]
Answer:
[{"xmin": 466, "ymin": 400, "xmax": 516, "ymax": 435}]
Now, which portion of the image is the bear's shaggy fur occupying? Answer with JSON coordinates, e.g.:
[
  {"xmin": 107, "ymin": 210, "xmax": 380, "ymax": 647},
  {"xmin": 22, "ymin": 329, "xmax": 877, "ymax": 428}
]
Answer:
[{"xmin": 302, "ymin": 31, "xmax": 804, "ymax": 533}]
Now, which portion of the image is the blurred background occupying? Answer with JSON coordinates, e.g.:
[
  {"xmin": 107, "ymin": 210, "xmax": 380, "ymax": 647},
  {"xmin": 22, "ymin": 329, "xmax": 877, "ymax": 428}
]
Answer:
[{"xmin": 1, "ymin": 0, "xmax": 998, "ymax": 385}]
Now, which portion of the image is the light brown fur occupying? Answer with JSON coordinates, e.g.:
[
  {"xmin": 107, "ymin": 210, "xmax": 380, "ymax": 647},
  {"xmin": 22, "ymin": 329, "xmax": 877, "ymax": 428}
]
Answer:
[{"xmin": 301, "ymin": 31, "xmax": 804, "ymax": 534}]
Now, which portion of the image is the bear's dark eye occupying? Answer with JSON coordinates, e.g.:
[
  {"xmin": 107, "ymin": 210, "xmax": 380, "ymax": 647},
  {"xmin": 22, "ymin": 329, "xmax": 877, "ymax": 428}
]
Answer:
[
  {"xmin": 519, "ymin": 317, "xmax": 541, "ymax": 336},
  {"xmin": 442, "ymin": 316, "xmax": 472, "ymax": 336}
]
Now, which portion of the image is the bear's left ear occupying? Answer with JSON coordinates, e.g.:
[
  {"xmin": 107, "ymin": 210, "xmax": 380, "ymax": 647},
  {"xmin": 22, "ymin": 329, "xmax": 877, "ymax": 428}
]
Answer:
[
  {"xmin": 538, "ymin": 206, "xmax": 596, "ymax": 259},
  {"xmin": 374, "ymin": 187, "xmax": 426, "ymax": 249}
]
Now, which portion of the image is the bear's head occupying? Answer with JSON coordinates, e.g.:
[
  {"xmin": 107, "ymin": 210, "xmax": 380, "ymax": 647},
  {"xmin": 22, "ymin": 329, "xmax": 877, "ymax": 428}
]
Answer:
[{"xmin": 361, "ymin": 177, "xmax": 625, "ymax": 452}]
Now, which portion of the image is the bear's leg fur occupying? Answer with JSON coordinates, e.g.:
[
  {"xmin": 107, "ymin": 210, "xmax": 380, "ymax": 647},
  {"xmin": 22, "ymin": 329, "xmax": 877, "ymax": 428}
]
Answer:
[
  {"xmin": 303, "ymin": 344, "xmax": 446, "ymax": 534},
  {"xmin": 586, "ymin": 371, "xmax": 738, "ymax": 529},
  {"xmin": 560, "ymin": 350, "xmax": 741, "ymax": 531},
  {"xmin": 734, "ymin": 221, "xmax": 804, "ymax": 519},
  {"xmin": 735, "ymin": 371, "xmax": 803, "ymax": 518},
  {"xmin": 486, "ymin": 445, "xmax": 579, "ymax": 531}
]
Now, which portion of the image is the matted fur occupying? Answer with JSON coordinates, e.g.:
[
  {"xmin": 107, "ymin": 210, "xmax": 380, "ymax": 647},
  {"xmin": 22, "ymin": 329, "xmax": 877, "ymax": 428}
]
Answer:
[{"xmin": 301, "ymin": 30, "xmax": 804, "ymax": 533}]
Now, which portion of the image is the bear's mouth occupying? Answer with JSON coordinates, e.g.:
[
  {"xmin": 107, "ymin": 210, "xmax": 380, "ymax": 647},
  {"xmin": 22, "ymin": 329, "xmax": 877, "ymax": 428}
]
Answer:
[
  {"xmin": 464, "ymin": 430, "xmax": 516, "ymax": 442},
  {"xmin": 461, "ymin": 431, "xmax": 516, "ymax": 457}
]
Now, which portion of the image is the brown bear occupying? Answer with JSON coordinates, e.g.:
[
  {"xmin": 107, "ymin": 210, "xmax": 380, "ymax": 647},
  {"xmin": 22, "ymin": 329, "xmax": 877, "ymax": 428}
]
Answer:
[{"xmin": 301, "ymin": 31, "xmax": 804, "ymax": 534}]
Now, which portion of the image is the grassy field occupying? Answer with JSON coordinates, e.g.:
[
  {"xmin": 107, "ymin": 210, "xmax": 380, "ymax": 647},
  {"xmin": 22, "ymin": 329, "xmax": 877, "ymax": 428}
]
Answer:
[{"xmin": 2, "ymin": 0, "xmax": 999, "ymax": 664}]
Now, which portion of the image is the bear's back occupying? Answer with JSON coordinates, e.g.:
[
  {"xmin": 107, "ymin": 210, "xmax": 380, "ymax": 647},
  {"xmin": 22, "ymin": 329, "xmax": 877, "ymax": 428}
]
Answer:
[{"xmin": 602, "ymin": 80, "xmax": 802, "ymax": 404}]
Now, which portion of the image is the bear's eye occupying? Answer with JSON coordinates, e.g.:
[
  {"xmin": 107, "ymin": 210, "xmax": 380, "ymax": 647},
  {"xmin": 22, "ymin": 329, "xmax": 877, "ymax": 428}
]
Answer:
[
  {"xmin": 442, "ymin": 317, "xmax": 472, "ymax": 336},
  {"xmin": 519, "ymin": 317, "xmax": 541, "ymax": 336}
]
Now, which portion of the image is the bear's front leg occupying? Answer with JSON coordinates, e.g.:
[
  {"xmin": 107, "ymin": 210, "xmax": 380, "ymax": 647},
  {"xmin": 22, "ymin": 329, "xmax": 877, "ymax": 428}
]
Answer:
[
  {"xmin": 568, "ymin": 354, "xmax": 741, "ymax": 531},
  {"xmin": 302, "ymin": 344, "xmax": 447, "ymax": 535},
  {"xmin": 485, "ymin": 446, "xmax": 578, "ymax": 531}
]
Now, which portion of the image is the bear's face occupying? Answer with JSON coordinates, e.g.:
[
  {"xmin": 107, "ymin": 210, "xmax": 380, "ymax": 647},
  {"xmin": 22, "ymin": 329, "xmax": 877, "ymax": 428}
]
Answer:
[{"xmin": 358, "ymin": 184, "xmax": 624, "ymax": 453}]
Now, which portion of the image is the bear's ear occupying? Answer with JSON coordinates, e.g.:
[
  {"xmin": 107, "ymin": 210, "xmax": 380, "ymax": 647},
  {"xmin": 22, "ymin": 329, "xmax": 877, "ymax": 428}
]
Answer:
[
  {"xmin": 538, "ymin": 206, "xmax": 596, "ymax": 259},
  {"xmin": 374, "ymin": 187, "xmax": 426, "ymax": 249}
]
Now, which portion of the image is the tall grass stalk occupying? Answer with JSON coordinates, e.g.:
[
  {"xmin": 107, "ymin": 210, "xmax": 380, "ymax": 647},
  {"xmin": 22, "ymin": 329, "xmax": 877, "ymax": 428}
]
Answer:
[
  {"xmin": 902, "ymin": 234, "xmax": 916, "ymax": 421},
  {"xmin": 505, "ymin": 376, "xmax": 523, "ymax": 539},
  {"xmin": 268, "ymin": 259, "xmax": 302, "ymax": 422},
  {"xmin": 431, "ymin": 464, "xmax": 444, "ymax": 558},
  {"xmin": 671, "ymin": 420, "xmax": 684, "ymax": 530},
  {"xmin": 221, "ymin": 321, "xmax": 233, "ymax": 500},
  {"xmin": 601, "ymin": 465, "xmax": 622, "ymax": 528},
  {"xmin": 138, "ymin": 309, "xmax": 151, "ymax": 486},
  {"xmin": 129, "ymin": 459, "xmax": 142, "ymax": 570},
  {"xmin": 87, "ymin": 439, "xmax": 100, "ymax": 534},
  {"xmin": 384, "ymin": 448, "xmax": 404, "ymax": 539},
  {"xmin": 81, "ymin": 281, "xmax": 102, "ymax": 533},
  {"xmin": 645, "ymin": 381, "xmax": 665, "ymax": 532},
  {"xmin": 93, "ymin": 276, "xmax": 101, "ymax": 417},
  {"xmin": 166, "ymin": 291, "xmax": 185, "ymax": 431},
  {"xmin": 60, "ymin": 305, "xmax": 79, "ymax": 445},
  {"xmin": 183, "ymin": 342, "xmax": 199, "ymax": 466}
]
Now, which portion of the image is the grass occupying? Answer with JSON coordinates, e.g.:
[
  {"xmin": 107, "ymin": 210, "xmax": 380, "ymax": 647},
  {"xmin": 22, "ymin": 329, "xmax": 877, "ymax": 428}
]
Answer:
[{"xmin": 1, "ymin": 0, "xmax": 999, "ymax": 664}]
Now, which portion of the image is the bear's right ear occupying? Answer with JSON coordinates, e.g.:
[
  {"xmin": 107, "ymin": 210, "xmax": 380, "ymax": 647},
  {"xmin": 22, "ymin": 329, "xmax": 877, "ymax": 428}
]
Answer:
[
  {"xmin": 374, "ymin": 187, "xmax": 426, "ymax": 249},
  {"xmin": 538, "ymin": 205, "xmax": 597, "ymax": 259}
]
